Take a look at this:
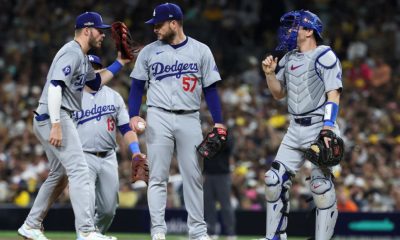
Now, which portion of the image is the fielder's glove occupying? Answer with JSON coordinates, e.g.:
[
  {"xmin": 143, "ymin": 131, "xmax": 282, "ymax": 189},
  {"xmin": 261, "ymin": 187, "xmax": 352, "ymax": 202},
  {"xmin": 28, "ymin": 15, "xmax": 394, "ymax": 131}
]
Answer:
[
  {"xmin": 131, "ymin": 153, "xmax": 149, "ymax": 184},
  {"xmin": 111, "ymin": 22, "xmax": 141, "ymax": 60},
  {"xmin": 197, "ymin": 127, "xmax": 228, "ymax": 159},
  {"xmin": 304, "ymin": 129, "xmax": 344, "ymax": 168}
]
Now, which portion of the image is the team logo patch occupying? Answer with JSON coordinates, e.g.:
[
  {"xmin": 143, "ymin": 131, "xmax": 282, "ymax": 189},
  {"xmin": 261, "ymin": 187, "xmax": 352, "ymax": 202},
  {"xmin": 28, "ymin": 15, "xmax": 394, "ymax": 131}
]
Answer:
[
  {"xmin": 213, "ymin": 65, "xmax": 219, "ymax": 72},
  {"xmin": 62, "ymin": 65, "xmax": 71, "ymax": 76},
  {"xmin": 336, "ymin": 72, "xmax": 342, "ymax": 80}
]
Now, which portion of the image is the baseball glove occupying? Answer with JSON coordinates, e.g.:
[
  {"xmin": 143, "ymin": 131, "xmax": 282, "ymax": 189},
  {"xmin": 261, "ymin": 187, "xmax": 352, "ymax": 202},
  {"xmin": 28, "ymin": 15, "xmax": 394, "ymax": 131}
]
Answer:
[
  {"xmin": 197, "ymin": 127, "xmax": 228, "ymax": 159},
  {"xmin": 131, "ymin": 153, "xmax": 149, "ymax": 184},
  {"xmin": 304, "ymin": 129, "xmax": 344, "ymax": 168},
  {"xmin": 111, "ymin": 22, "xmax": 141, "ymax": 60}
]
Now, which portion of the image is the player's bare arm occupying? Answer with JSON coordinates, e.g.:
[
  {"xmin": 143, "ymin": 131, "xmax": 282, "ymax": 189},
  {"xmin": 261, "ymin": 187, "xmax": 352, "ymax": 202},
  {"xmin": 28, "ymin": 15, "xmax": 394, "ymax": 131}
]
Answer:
[{"xmin": 262, "ymin": 55, "xmax": 286, "ymax": 99}]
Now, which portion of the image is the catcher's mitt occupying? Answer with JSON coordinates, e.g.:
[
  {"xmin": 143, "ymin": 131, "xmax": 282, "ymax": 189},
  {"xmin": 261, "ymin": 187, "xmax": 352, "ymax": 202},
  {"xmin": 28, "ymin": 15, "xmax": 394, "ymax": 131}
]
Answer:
[
  {"xmin": 304, "ymin": 129, "xmax": 344, "ymax": 168},
  {"xmin": 111, "ymin": 22, "xmax": 141, "ymax": 60},
  {"xmin": 131, "ymin": 153, "xmax": 149, "ymax": 184},
  {"xmin": 197, "ymin": 127, "xmax": 228, "ymax": 159}
]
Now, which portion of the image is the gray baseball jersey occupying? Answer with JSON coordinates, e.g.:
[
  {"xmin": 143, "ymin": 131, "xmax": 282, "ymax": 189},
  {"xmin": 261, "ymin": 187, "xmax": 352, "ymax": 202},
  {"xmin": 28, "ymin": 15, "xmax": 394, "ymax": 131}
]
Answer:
[
  {"xmin": 275, "ymin": 45, "xmax": 343, "ymax": 172},
  {"xmin": 39, "ymin": 40, "xmax": 96, "ymax": 112},
  {"xmin": 130, "ymin": 37, "xmax": 221, "ymax": 110},
  {"xmin": 130, "ymin": 37, "xmax": 221, "ymax": 238},
  {"xmin": 72, "ymin": 86, "xmax": 129, "ymax": 233},
  {"xmin": 24, "ymin": 41, "xmax": 99, "ymax": 233}
]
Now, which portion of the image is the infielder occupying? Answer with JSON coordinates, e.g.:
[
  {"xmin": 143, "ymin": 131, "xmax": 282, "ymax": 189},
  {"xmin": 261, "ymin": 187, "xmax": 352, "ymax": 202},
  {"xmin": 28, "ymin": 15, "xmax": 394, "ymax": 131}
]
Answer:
[
  {"xmin": 128, "ymin": 3, "xmax": 226, "ymax": 240},
  {"xmin": 261, "ymin": 10, "xmax": 342, "ymax": 240},
  {"xmin": 72, "ymin": 55, "xmax": 146, "ymax": 234},
  {"xmin": 18, "ymin": 12, "xmax": 130, "ymax": 240}
]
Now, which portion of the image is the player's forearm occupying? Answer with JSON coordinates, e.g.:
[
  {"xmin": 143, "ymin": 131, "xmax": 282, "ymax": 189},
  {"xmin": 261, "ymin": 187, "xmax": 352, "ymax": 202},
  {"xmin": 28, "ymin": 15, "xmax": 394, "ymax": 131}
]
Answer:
[
  {"xmin": 123, "ymin": 131, "xmax": 141, "ymax": 154},
  {"xmin": 265, "ymin": 73, "xmax": 286, "ymax": 100},
  {"xmin": 99, "ymin": 60, "xmax": 124, "ymax": 86}
]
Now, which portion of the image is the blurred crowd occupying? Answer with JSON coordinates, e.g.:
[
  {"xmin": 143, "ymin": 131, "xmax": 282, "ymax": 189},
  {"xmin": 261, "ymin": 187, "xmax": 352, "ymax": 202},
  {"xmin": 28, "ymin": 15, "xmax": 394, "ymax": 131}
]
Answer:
[{"xmin": 1, "ymin": 0, "xmax": 400, "ymax": 214}]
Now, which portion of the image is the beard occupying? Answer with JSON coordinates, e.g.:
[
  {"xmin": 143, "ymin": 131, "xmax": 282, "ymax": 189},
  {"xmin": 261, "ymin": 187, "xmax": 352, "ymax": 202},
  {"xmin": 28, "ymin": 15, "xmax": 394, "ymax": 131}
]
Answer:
[
  {"xmin": 88, "ymin": 32, "xmax": 101, "ymax": 49},
  {"xmin": 159, "ymin": 28, "xmax": 176, "ymax": 44}
]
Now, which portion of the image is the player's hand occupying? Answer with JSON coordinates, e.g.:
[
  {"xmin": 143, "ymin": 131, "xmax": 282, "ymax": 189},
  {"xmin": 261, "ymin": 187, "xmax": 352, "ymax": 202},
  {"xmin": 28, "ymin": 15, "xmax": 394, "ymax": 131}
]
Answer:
[
  {"xmin": 49, "ymin": 123, "xmax": 62, "ymax": 147},
  {"xmin": 214, "ymin": 123, "xmax": 227, "ymax": 130},
  {"xmin": 116, "ymin": 51, "xmax": 132, "ymax": 65},
  {"xmin": 132, "ymin": 152, "xmax": 146, "ymax": 161},
  {"xmin": 262, "ymin": 55, "xmax": 278, "ymax": 75},
  {"xmin": 130, "ymin": 116, "xmax": 146, "ymax": 134},
  {"xmin": 322, "ymin": 125, "xmax": 334, "ymax": 148}
]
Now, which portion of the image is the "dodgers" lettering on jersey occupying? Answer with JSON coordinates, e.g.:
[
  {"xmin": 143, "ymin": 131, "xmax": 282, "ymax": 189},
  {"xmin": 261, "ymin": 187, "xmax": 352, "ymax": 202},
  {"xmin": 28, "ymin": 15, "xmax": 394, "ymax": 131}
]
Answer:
[
  {"xmin": 73, "ymin": 104, "xmax": 116, "ymax": 125},
  {"xmin": 151, "ymin": 60, "xmax": 199, "ymax": 80}
]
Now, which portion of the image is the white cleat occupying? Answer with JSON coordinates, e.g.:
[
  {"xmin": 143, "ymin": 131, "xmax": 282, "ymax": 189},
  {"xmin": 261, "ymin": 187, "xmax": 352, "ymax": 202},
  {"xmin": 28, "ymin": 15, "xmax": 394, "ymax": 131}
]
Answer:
[
  {"xmin": 18, "ymin": 223, "xmax": 49, "ymax": 240},
  {"xmin": 152, "ymin": 233, "xmax": 166, "ymax": 240},
  {"xmin": 191, "ymin": 235, "xmax": 211, "ymax": 240},
  {"xmin": 77, "ymin": 231, "xmax": 117, "ymax": 240}
]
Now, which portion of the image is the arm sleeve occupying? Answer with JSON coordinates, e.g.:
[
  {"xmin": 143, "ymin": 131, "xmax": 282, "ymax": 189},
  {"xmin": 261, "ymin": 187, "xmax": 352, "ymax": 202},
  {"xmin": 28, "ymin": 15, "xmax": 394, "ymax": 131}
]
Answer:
[
  {"xmin": 128, "ymin": 78, "xmax": 145, "ymax": 117},
  {"xmin": 203, "ymin": 83, "xmax": 223, "ymax": 123},
  {"xmin": 48, "ymin": 84, "xmax": 62, "ymax": 123},
  {"xmin": 118, "ymin": 123, "xmax": 131, "ymax": 135}
]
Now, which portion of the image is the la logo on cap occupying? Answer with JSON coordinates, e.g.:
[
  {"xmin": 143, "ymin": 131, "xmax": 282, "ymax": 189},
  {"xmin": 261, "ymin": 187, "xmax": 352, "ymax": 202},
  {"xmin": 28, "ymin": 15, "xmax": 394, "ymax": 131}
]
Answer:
[{"xmin": 153, "ymin": 10, "xmax": 156, "ymax": 17}]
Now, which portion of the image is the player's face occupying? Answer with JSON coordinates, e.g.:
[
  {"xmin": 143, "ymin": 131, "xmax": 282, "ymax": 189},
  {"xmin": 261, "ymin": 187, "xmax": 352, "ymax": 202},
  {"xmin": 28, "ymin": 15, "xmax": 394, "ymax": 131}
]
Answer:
[
  {"xmin": 153, "ymin": 21, "xmax": 176, "ymax": 44},
  {"xmin": 297, "ymin": 27, "xmax": 313, "ymax": 46},
  {"xmin": 88, "ymin": 28, "xmax": 106, "ymax": 49}
]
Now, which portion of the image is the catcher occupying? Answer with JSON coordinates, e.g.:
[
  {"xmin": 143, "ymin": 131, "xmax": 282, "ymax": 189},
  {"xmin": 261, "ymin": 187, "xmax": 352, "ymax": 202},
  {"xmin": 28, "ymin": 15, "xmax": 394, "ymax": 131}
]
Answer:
[{"xmin": 261, "ymin": 10, "xmax": 344, "ymax": 240}]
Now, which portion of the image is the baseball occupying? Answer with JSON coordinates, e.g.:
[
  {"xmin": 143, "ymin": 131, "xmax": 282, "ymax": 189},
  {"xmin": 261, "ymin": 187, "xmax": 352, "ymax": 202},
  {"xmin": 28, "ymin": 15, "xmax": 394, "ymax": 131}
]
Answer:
[{"xmin": 137, "ymin": 122, "xmax": 146, "ymax": 130}]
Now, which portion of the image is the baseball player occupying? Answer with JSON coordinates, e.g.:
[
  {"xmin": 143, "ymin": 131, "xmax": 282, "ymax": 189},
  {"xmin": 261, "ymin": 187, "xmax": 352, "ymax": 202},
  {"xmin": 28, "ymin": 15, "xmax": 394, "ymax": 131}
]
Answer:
[
  {"xmin": 261, "ymin": 10, "xmax": 342, "ymax": 240},
  {"xmin": 72, "ymin": 54, "xmax": 146, "ymax": 234},
  {"xmin": 18, "ymin": 12, "xmax": 130, "ymax": 240},
  {"xmin": 128, "ymin": 3, "xmax": 226, "ymax": 240}
]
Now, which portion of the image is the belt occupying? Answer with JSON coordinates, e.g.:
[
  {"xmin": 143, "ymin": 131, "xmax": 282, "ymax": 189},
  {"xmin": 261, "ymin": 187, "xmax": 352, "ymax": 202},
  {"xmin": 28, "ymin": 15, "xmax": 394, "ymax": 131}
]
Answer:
[
  {"xmin": 61, "ymin": 106, "xmax": 73, "ymax": 118},
  {"xmin": 294, "ymin": 116, "xmax": 323, "ymax": 126},
  {"xmin": 148, "ymin": 106, "xmax": 199, "ymax": 115},
  {"xmin": 84, "ymin": 151, "xmax": 110, "ymax": 158}
]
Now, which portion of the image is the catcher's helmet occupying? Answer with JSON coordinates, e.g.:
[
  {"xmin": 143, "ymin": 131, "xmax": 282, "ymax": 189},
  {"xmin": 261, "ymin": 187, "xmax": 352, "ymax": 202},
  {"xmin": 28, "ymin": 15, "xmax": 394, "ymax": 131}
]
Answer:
[{"xmin": 276, "ymin": 10, "xmax": 323, "ymax": 52}]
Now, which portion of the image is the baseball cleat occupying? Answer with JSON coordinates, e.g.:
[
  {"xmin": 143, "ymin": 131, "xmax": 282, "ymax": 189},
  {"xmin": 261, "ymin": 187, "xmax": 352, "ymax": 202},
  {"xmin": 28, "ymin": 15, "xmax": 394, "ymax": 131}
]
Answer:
[
  {"xmin": 77, "ymin": 231, "xmax": 117, "ymax": 240},
  {"xmin": 191, "ymin": 235, "xmax": 211, "ymax": 240},
  {"xmin": 152, "ymin": 233, "xmax": 166, "ymax": 240},
  {"xmin": 18, "ymin": 223, "xmax": 49, "ymax": 240}
]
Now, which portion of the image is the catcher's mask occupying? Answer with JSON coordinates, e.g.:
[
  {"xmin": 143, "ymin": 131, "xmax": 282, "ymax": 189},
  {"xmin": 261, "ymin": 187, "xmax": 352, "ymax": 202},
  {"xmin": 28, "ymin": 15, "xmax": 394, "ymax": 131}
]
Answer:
[{"xmin": 276, "ymin": 10, "xmax": 323, "ymax": 52}]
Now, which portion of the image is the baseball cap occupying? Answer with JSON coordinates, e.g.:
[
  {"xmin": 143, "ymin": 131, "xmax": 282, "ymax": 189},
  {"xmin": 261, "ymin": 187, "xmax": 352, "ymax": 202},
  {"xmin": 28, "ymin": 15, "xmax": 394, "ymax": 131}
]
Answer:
[
  {"xmin": 75, "ymin": 11, "xmax": 111, "ymax": 29},
  {"xmin": 88, "ymin": 54, "xmax": 103, "ymax": 68},
  {"xmin": 145, "ymin": 3, "xmax": 183, "ymax": 25}
]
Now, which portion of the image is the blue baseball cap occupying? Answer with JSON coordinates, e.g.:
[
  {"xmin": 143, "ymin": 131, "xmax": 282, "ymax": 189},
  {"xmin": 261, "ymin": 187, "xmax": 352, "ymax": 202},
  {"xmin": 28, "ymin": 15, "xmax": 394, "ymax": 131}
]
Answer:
[
  {"xmin": 75, "ymin": 12, "xmax": 111, "ymax": 29},
  {"xmin": 88, "ymin": 54, "xmax": 103, "ymax": 68},
  {"xmin": 145, "ymin": 3, "xmax": 183, "ymax": 25}
]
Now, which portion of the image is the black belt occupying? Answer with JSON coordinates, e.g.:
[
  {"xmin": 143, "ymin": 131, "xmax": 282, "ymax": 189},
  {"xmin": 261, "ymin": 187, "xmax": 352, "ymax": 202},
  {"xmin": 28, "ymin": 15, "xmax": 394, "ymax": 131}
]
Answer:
[
  {"xmin": 148, "ymin": 106, "xmax": 198, "ymax": 114},
  {"xmin": 61, "ymin": 106, "xmax": 73, "ymax": 118},
  {"xmin": 84, "ymin": 151, "xmax": 110, "ymax": 158},
  {"xmin": 294, "ymin": 117, "xmax": 322, "ymax": 126}
]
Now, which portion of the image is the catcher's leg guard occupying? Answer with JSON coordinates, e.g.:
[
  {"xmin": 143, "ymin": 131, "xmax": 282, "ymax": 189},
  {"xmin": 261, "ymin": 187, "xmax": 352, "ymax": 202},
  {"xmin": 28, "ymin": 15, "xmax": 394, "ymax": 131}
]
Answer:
[
  {"xmin": 264, "ymin": 162, "xmax": 293, "ymax": 240},
  {"xmin": 310, "ymin": 168, "xmax": 338, "ymax": 240}
]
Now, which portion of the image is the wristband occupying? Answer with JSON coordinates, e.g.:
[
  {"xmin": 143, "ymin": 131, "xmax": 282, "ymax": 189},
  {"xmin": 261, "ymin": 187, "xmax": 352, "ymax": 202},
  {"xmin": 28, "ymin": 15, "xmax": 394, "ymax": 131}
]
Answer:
[
  {"xmin": 323, "ymin": 101, "xmax": 339, "ymax": 127},
  {"xmin": 106, "ymin": 60, "xmax": 123, "ymax": 75},
  {"xmin": 129, "ymin": 141, "xmax": 140, "ymax": 154}
]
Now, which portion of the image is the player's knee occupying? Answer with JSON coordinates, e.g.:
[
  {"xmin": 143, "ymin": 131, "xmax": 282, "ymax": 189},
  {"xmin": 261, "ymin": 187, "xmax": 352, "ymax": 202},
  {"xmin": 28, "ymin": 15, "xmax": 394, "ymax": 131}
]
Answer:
[
  {"xmin": 265, "ymin": 162, "xmax": 293, "ymax": 202},
  {"xmin": 310, "ymin": 177, "xmax": 336, "ymax": 209}
]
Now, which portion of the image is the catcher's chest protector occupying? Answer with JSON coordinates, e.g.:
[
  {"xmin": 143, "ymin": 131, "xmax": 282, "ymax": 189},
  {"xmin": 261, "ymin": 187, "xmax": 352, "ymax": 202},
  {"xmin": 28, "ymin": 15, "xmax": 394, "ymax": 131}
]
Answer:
[{"xmin": 284, "ymin": 46, "xmax": 330, "ymax": 115}]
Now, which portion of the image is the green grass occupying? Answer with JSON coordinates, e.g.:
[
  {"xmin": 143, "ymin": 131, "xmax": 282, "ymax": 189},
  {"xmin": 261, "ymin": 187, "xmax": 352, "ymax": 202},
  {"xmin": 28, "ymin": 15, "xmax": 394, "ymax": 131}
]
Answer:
[{"xmin": 0, "ymin": 231, "xmax": 305, "ymax": 240}]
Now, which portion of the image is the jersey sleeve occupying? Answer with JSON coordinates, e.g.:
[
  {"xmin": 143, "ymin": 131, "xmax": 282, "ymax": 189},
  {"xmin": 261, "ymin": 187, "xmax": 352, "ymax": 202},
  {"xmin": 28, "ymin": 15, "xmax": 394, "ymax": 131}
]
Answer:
[
  {"xmin": 130, "ymin": 47, "xmax": 149, "ymax": 81},
  {"xmin": 317, "ymin": 49, "xmax": 343, "ymax": 92},
  {"xmin": 201, "ymin": 46, "xmax": 221, "ymax": 88},
  {"xmin": 49, "ymin": 51, "xmax": 80, "ymax": 84},
  {"xmin": 275, "ymin": 54, "xmax": 289, "ymax": 86},
  {"xmin": 85, "ymin": 63, "xmax": 96, "ymax": 82},
  {"xmin": 115, "ymin": 92, "xmax": 130, "ymax": 126}
]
